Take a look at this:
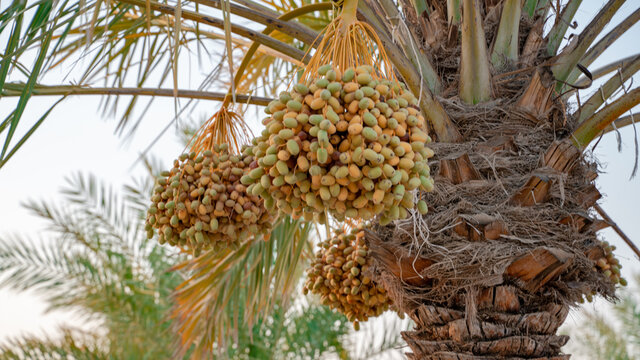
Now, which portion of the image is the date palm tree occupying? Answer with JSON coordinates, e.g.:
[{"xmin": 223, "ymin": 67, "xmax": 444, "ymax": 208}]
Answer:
[{"xmin": 1, "ymin": 0, "xmax": 639, "ymax": 359}]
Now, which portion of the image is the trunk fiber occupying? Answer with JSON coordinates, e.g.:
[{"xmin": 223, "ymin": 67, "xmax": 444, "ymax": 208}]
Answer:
[{"xmin": 365, "ymin": 1, "xmax": 619, "ymax": 358}]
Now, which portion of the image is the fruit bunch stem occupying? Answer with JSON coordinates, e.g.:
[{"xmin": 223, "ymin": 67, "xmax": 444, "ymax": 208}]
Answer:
[{"xmin": 340, "ymin": 0, "xmax": 359, "ymax": 32}]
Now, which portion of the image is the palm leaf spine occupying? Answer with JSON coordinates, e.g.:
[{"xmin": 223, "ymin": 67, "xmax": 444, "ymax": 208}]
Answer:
[
  {"xmin": 578, "ymin": 54, "xmax": 640, "ymax": 123},
  {"xmin": 552, "ymin": 0, "xmax": 627, "ymax": 92},
  {"xmin": 572, "ymin": 87, "xmax": 640, "ymax": 149},
  {"xmin": 491, "ymin": 0, "xmax": 521, "ymax": 69},
  {"xmin": 459, "ymin": 0, "xmax": 491, "ymax": 104}
]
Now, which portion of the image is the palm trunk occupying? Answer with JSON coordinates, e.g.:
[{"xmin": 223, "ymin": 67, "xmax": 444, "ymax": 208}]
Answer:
[
  {"xmin": 364, "ymin": 1, "xmax": 624, "ymax": 358},
  {"xmin": 402, "ymin": 289, "xmax": 569, "ymax": 359}
]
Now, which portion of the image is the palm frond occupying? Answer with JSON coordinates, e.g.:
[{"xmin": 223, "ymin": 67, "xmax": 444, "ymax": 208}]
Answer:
[
  {"xmin": 170, "ymin": 215, "xmax": 314, "ymax": 358},
  {"xmin": 1, "ymin": 172, "xmax": 155, "ymax": 315},
  {"xmin": 229, "ymin": 1, "xmax": 332, "ymax": 104},
  {"xmin": 0, "ymin": 0, "xmax": 336, "ymax": 166},
  {"xmin": 19, "ymin": 173, "xmax": 137, "ymax": 255},
  {"xmin": 552, "ymin": 0, "xmax": 626, "ymax": 92},
  {"xmin": 0, "ymin": 329, "xmax": 108, "ymax": 360},
  {"xmin": 459, "ymin": 0, "xmax": 491, "ymax": 104},
  {"xmin": 612, "ymin": 274, "xmax": 640, "ymax": 350},
  {"xmin": 565, "ymin": 7, "xmax": 640, "ymax": 86},
  {"xmin": 573, "ymin": 87, "xmax": 640, "ymax": 149},
  {"xmin": 546, "ymin": 0, "xmax": 583, "ymax": 57},
  {"xmin": 0, "ymin": 82, "xmax": 273, "ymax": 104},
  {"xmin": 574, "ymin": 311, "xmax": 633, "ymax": 360},
  {"xmin": 278, "ymin": 303, "xmax": 350, "ymax": 359},
  {"xmin": 0, "ymin": 235, "xmax": 81, "ymax": 295},
  {"xmin": 366, "ymin": 0, "xmax": 440, "ymax": 94},
  {"xmin": 0, "ymin": 169, "xmax": 189, "ymax": 357},
  {"xmin": 578, "ymin": 54, "xmax": 640, "ymax": 123},
  {"xmin": 123, "ymin": 164, "xmax": 162, "ymax": 214},
  {"xmin": 603, "ymin": 112, "xmax": 640, "ymax": 134},
  {"xmin": 569, "ymin": 274, "xmax": 640, "ymax": 359},
  {"xmin": 223, "ymin": 302, "xmax": 351, "ymax": 360},
  {"xmin": 1, "ymin": 0, "xmax": 89, "ymax": 163}
]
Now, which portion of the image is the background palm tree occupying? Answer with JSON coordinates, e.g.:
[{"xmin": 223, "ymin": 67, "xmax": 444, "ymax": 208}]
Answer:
[
  {"xmin": 0, "ymin": 171, "xmax": 186, "ymax": 359},
  {"xmin": 1, "ymin": 0, "xmax": 640, "ymax": 359},
  {"xmin": 0, "ymin": 169, "xmax": 408, "ymax": 359}
]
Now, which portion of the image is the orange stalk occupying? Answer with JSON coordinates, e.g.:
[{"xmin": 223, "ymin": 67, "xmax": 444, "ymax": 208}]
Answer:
[{"xmin": 189, "ymin": 106, "xmax": 253, "ymax": 154}]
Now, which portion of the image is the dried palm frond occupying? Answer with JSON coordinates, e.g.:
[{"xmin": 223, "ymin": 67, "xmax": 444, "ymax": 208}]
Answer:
[{"xmin": 170, "ymin": 215, "xmax": 314, "ymax": 357}]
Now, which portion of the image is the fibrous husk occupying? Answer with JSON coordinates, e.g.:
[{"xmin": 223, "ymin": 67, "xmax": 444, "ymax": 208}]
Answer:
[{"xmin": 367, "ymin": 93, "xmax": 619, "ymax": 313}]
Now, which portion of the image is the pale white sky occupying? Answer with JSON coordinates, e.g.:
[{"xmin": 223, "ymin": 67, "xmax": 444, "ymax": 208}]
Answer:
[{"xmin": 0, "ymin": 1, "xmax": 639, "ymax": 357}]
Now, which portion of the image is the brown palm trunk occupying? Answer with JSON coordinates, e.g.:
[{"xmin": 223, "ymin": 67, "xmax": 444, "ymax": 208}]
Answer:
[
  {"xmin": 402, "ymin": 289, "xmax": 569, "ymax": 359},
  {"xmin": 364, "ymin": 2, "xmax": 618, "ymax": 358},
  {"xmin": 367, "ymin": 109, "xmax": 613, "ymax": 358}
]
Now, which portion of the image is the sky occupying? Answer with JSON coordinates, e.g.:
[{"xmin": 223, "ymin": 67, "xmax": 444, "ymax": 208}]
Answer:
[{"xmin": 0, "ymin": 0, "xmax": 639, "ymax": 357}]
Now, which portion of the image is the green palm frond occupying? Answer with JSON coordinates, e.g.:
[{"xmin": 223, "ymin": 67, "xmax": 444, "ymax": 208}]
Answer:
[
  {"xmin": 0, "ymin": 163, "xmax": 408, "ymax": 358},
  {"xmin": 170, "ymin": 215, "xmax": 314, "ymax": 358},
  {"xmin": 0, "ymin": 329, "xmax": 108, "ymax": 360},
  {"xmin": 1, "ymin": 0, "xmax": 638, "ymax": 165},
  {"xmin": 0, "ymin": 0, "xmax": 329, "ymax": 170},
  {"xmin": 19, "ymin": 174, "xmax": 139, "ymax": 263},
  {"xmin": 0, "ymin": 176, "xmax": 127, "ymax": 310},
  {"xmin": 573, "ymin": 311, "xmax": 633, "ymax": 360},
  {"xmin": 0, "ymin": 235, "xmax": 81, "ymax": 296},
  {"xmin": 4, "ymin": 0, "xmax": 640, "ymax": 358},
  {"xmin": 122, "ymin": 166, "xmax": 161, "ymax": 213},
  {"xmin": 278, "ymin": 303, "xmax": 351, "ymax": 359},
  {"xmin": 613, "ymin": 274, "xmax": 640, "ymax": 350},
  {"xmin": 233, "ymin": 0, "xmax": 332, "ymax": 97},
  {"xmin": 0, "ymin": 170, "xmax": 187, "ymax": 358},
  {"xmin": 221, "ymin": 301, "xmax": 350, "ymax": 360}
]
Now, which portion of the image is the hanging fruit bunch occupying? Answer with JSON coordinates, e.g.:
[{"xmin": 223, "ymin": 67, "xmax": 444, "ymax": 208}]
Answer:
[
  {"xmin": 594, "ymin": 240, "xmax": 626, "ymax": 287},
  {"xmin": 145, "ymin": 107, "xmax": 274, "ymax": 255},
  {"xmin": 245, "ymin": 0, "xmax": 434, "ymax": 224},
  {"xmin": 578, "ymin": 240, "xmax": 626, "ymax": 304},
  {"xmin": 303, "ymin": 225, "xmax": 393, "ymax": 329}
]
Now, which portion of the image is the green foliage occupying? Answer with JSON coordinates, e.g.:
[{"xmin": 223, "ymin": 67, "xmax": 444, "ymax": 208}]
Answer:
[
  {"xmin": 0, "ymin": 170, "xmax": 406, "ymax": 359},
  {"xmin": 570, "ymin": 274, "xmax": 640, "ymax": 359},
  {"xmin": 6, "ymin": 0, "xmax": 639, "ymax": 358},
  {"xmin": 0, "ymin": 0, "xmax": 330, "ymax": 169},
  {"xmin": 227, "ymin": 303, "xmax": 350, "ymax": 360},
  {"xmin": 0, "ymin": 330, "xmax": 108, "ymax": 360},
  {"xmin": 0, "ymin": 172, "xmax": 185, "ymax": 359},
  {"xmin": 170, "ymin": 213, "xmax": 319, "ymax": 357}
]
